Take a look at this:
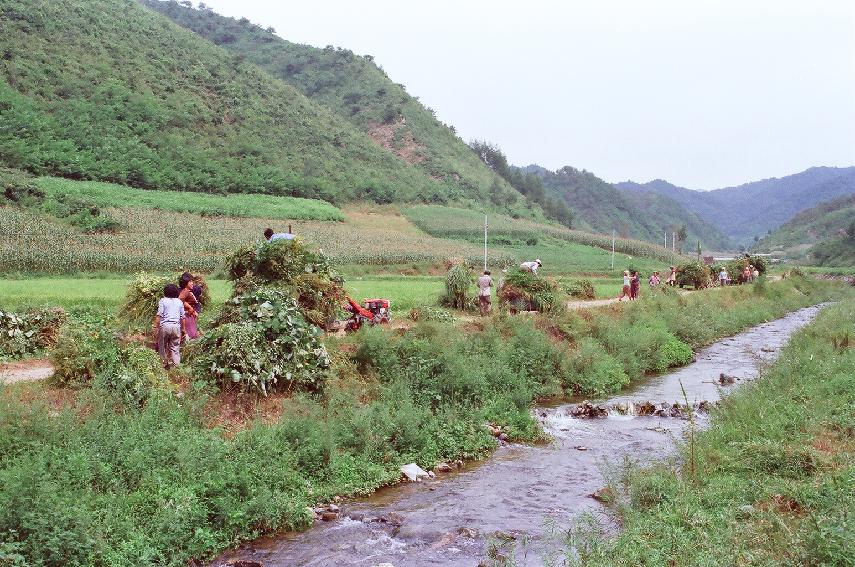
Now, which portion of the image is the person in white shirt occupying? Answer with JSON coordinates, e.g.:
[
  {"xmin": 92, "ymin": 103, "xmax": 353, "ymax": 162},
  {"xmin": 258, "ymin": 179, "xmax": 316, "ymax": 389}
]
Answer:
[
  {"xmin": 618, "ymin": 270, "xmax": 631, "ymax": 301},
  {"xmin": 152, "ymin": 283, "xmax": 186, "ymax": 369},
  {"xmin": 520, "ymin": 259, "xmax": 542, "ymax": 275},
  {"xmin": 264, "ymin": 227, "xmax": 295, "ymax": 242},
  {"xmin": 719, "ymin": 268, "xmax": 728, "ymax": 286},
  {"xmin": 477, "ymin": 270, "xmax": 493, "ymax": 316}
]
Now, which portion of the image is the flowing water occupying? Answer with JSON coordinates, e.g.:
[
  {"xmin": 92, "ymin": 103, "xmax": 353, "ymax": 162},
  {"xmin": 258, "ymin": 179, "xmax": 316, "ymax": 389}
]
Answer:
[{"xmin": 213, "ymin": 304, "xmax": 827, "ymax": 567}]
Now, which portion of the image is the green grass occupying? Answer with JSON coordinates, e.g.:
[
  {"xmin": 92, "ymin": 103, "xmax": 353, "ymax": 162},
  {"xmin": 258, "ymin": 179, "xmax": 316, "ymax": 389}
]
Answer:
[
  {"xmin": 578, "ymin": 299, "xmax": 855, "ymax": 566},
  {"xmin": 36, "ymin": 177, "xmax": 344, "ymax": 221},
  {"xmin": 345, "ymin": 276, "xmax": 443, "ymax": 312}
]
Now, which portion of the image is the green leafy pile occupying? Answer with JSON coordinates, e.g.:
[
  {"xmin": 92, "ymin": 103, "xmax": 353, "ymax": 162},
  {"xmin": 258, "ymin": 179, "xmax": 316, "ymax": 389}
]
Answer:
[
  {"xmin": 118, "ymin": 272, "xmax": 210, "ymax": 332},
  {"xmin": 196, "ymin": 239, "xmax": 341, "ymax": 394},
  {"xmin": 438, "ymin": 262, "xmax": 475, "ymax": 310},
  {"xmin": 498, "ymin": 270, "xmax": 564, "ymax": 314},
  {"xmin": 194, "ymin": 288, "xmax": 329, "ymax": 394},
  {"xmin": 676, "ymin": 261, "xmax": 711, "ymax": 289},
  {"xmin": 0, "ymin": 307, "xmax": 65, "ymax": 360},
  {"xmin": 565, "ymin": 279, "xmax": 596, "ymax": 299}
]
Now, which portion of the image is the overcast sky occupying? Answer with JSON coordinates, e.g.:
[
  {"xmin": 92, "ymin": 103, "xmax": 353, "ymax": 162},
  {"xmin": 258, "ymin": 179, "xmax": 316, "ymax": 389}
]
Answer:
[{"xmin": 201, "ymin": 0, "xmax": 855, "ymax": 190}]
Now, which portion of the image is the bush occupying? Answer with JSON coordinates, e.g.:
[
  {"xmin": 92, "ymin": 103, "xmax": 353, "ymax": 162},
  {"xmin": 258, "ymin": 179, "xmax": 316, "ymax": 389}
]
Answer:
[
  {"xmin": 564, "ymin": 337, "xmax": 629, "ymax": 396},
  {"xmin": 118, "ymin": 272, "xmax": 211, "ymax": 332},
  {"xmin": 193, "ymin": 288, "xmax": 330, "ymax": 394},
  {"xmin": 676, "ymin": 261, "xmax": 710, "ymax": 289},
  {"xmin": 0, "ymin": 308, "xmax": 65, "ymax": 360},
  {"xmin": 439, "ymin": 262, "xmax": 474, "ymax": 310},
  {"xmin": 0, "ymin": 168, "xmax": 44, "ymax": 206},
  {"xmin": 49, "ymin": 311, "xmax": 168, "ymax": 404}
]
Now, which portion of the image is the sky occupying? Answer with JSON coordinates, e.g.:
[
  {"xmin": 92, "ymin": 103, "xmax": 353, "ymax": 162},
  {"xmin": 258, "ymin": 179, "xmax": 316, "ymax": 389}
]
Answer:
[{"xmin": 200, "ymin": 0, "xmax": 855, "ymax": 190}]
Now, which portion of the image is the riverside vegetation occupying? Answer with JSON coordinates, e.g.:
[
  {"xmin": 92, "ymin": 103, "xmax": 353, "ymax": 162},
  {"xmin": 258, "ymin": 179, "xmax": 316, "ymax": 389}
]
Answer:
[
  {"xmin": 0, "ymin": 269, "xmax": 849, "ymax": 566},
  {"xmin": 558, "ymin": 299, "xmax": 855, "ymax": 566}
]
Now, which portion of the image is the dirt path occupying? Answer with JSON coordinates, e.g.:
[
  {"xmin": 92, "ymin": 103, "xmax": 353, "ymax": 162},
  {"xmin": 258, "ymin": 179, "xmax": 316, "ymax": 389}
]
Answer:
[{"xmin": 0, "ymin": 359, "xmax": 55, "ymax": 384}]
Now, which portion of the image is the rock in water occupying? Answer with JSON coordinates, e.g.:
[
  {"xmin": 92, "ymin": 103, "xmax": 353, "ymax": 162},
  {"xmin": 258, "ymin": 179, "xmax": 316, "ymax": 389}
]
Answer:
[
  {"xmin": 400, "ymin": 463, "xmax": 430, "ymax": 482},
  {"xmin": 434, "ymin": 462, "xmax": 452, "ymax": 473},
  {"xmin": 321, "ymin": 511, "xmax": 339, "ymax": 522},
  {"xmin": 719, "ymin": 373, "xmax": 736, "ymax": 384}
]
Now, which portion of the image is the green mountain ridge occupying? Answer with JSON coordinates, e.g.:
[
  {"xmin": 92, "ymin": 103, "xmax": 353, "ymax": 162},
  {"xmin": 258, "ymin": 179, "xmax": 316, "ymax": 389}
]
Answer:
[
  {"xmin": 138, "ymin": 0, "xmax": 535, "ymax": 216},
  {"xmin": 753, "ymin": 193, "xmax": 855, "ymax": 265},
  {"xmin": 522, "ymin": 164, "xmax": 733, "ymax": 250},
  {"xmin": 0, "ymin": 0, "xmax": 527, "ymax": 212},
  {"xmin": 617, "ymin": 166, "xmax": 855, "ymax": 245}
]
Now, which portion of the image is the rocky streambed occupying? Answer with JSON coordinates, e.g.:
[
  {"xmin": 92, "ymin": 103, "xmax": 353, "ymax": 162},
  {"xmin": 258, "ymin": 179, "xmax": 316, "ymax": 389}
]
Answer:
[{"xmin": 213, "ymin": 303, "xmax": 828, "ymax": 567}]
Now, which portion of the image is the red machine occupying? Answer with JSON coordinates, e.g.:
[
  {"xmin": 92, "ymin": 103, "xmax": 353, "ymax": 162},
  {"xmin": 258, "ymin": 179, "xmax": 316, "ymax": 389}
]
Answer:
[{"xmin": 343, "ymin": 296, "xmax": 391, "ymax": 331}]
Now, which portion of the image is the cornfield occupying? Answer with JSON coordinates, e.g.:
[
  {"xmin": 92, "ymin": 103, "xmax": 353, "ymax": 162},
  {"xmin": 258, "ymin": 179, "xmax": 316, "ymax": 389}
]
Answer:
[
  {"xmin": 1, "ymin": 207, "xmax": 514, "ymax": 274},
  {"xmin": 404, "ymin": 206, "xmax": 687, "ymax": 264}
]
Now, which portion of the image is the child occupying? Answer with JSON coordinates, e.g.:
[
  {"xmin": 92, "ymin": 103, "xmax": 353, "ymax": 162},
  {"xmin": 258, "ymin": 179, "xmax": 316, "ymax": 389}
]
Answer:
[
  {"xmin": 152, "ymin": 283, "xmax": 186, "ymax": 369},
  {"xmin": 648, "ymin": 271, "xmax": 660, "ymax": 287}
]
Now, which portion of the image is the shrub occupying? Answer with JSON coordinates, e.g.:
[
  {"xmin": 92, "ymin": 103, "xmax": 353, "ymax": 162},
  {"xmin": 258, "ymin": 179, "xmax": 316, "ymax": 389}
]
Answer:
[
  {"xmin": 565, "ymin": 279, "xmax": 597, "ymax": 300},
  {"xmin": 676, "ymin": 261, "xmax": 710, "ymax": 289},
  {"xmin": 0, "ymin": 308, "xmax": 65, "ymax": 360},
  {"xmin": 193, "ymin": 288, "xmax": 330, "ymax": 394},
  {"xmin": 0, "ymin": 168, "xmax": 44, "ymax": 206},
  {"xmin": 439, "ymin": 262, "xmax": 474, "ymax": 310},
  {"xmin": 564, "ymin": 337, "xmax": 629, "ymax": 396}
]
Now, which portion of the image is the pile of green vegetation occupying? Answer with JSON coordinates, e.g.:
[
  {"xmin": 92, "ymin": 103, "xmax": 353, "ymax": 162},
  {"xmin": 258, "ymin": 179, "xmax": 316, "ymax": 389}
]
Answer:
[
  {"xmin": 675, "ymin": 261, "xmax": 711, "ymax": 289},
  {"xmin": 0, "ymin": 307, "xmax": 65, "ymax": 361},
  {"xmin": 565, "ymin": 279, "xmax": 597, "ymax": 300},
  {"xmin": 498, "ymin": 270, "xmax": 565, "ymax": 314},
  {"xmin": 580, "ymin": 299, "xmax": 855, "ymax": 565},
  {"xmin": 439, "ymin": 262, "xmax": 475, "ymax": 310},
  {"xmin": 118, "ymin": 272, "xmax": 211, "ymax": 332},
  {"xmin": 193, "ymin": 239, "xmax": 344, "ymax": 394},
  {"xmin": 0, "ymin": 0, "xmax": 465, "ymax": 204}
]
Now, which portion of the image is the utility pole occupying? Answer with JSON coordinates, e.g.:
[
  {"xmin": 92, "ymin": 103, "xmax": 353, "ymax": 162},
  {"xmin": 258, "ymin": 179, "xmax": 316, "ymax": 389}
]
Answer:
[
  {"xmin": 483, "ymin": 213, "xmax": 488, "ymax": 272},
  {"xmin": 664, "ymin": 231, "xmax": 667, "ymax": 249},
  {"xmin": 672, "ymin": 232, "xmax": 676, "ymax": 252},
  {"xmin": 611, "ymin": 230, "xmax": 615, "ymax": 269}
]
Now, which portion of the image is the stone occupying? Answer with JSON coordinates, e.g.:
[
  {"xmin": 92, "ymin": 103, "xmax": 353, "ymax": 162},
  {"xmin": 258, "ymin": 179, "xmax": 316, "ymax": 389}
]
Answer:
[
  {"xmin": 385, "ymin": 512, "xmax": 405, "ymax": 526},
  {"xmin": 719, "ymin": 373, "xmax": 736, "ymax": 385},
  {"xmin": 738, "ymin": 504, "xmax": 756, "ymax": 517},
  {"xmin": 321, "ymin": 511, "xmax": 339, "ymax": 522},
  {"xmin": 574, "ymin": 445, "xmax": 588, "ymax": 451},
  {"xmin": 228, "ymin": 561, "xmax": 263, "ymax": 567},
  {"xmin": 457, "ymin": 527, "xmax": 478, "ymax": 539},
  {"xmin": 591, "ymin": 487, "xmax": 614, "ymax": 503},
  {"xmin": 373, "ymin": 563, "xmax": 396, "ymax": 567},
  {"xmin": 327, "ymin": 503, "xmax": 340, "ymax": 513},
  {"xmin": 434, "ymin": 462, "xmax": 452, "ymax": 473},
  {"xmin": 400, "ymin": 463, "xmax": 430, "ymax": 482},
  {"xmin": 498, "ymin": 433, "xmax": 509, "ymax": 441},
  {"xmin": 428, "ymin": 470, "xmax": 435, "ymax": 478}
]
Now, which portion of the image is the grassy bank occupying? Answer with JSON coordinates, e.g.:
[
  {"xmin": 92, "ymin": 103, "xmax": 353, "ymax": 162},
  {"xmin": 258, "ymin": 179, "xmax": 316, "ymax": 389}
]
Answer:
[
  {"xmin": 0, "ymin": 277, "xmax": 849, "ymax": 566},
  {"xmin": 571, "ymin": 299, "xmax": 855, "ymax": 566}
]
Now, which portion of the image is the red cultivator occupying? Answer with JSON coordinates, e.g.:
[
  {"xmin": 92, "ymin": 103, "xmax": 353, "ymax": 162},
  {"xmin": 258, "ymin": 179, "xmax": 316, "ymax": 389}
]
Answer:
[{"xmin": 341, "ymin": 296, "xmax": 391, "ymax": 332}]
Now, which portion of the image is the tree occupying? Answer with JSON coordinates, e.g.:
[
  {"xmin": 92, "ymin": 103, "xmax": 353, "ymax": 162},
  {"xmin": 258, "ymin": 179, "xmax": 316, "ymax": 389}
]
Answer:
[{"xmin": 676, "ymin": 224, "xmax": 688, "ymax": 253}]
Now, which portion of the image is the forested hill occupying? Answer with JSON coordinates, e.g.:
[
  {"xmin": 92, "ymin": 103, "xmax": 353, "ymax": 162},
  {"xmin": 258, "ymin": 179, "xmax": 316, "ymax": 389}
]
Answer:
[
  {"xmin": 0, "ymin": 0, "xmax": 526, "ymax": 210},
  {"xmin": 139, "ymin": 0, "xmax": 524, "ymax": 209},
  {"xmin": 522, "ymin": 165, "xmax": 732, "ymax": 250},
  {"xmin": 617, "ymin": 166, "xmax": 855, "ymax": 245},
  {"xmin": 753, "ymin": 194, "xmax": 855, "ymax": 263}
]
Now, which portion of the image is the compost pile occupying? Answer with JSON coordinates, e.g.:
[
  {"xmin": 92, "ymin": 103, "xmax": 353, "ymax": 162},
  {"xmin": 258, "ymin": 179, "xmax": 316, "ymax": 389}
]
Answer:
[{"xmin": 195, "ymin": 239, "xmax": 345, "ymax": 394}]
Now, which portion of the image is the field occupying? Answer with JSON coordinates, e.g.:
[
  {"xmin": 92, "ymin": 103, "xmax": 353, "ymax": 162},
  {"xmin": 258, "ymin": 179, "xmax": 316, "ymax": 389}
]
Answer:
[
  {"xmin": 36, "ymin": 177, "xmax": 344, "ymax": 221},
  {"xmin": 403, "ymin": 205, "xmax": 688, "ymax": 265}
]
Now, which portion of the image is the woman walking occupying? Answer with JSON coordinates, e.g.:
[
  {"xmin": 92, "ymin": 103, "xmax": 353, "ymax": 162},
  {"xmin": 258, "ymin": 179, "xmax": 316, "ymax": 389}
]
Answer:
[
  {"xmin": 618, "ymin": 270, "xmax": 632, "ymax": 301},
  {"xmin": 630, "ymin": 271, "xmax": 641, "ymax": 300},
  {"xmin": 178, "ymin": 273, "xmax": 200, "ymax": 340}
]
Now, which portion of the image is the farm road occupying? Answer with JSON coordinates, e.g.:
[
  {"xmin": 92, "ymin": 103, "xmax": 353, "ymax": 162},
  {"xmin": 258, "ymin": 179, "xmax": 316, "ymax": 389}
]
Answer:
[{"xmin": 0, "ymin": 359, "xmax": 54, "ymax": 384}]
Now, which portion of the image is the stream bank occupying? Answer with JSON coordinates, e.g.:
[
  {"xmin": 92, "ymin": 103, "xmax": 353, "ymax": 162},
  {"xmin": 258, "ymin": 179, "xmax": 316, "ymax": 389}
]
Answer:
[{"xmin": 213, "ymin": 303, "xmax": 829, "ymax": 567}]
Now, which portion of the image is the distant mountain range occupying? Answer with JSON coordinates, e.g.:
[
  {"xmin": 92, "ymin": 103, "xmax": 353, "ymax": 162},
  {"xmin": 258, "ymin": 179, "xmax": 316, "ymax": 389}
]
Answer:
[
  {"xmin": 616, "ymin": 167, "xmax": 855, "ymax": 246},
  {"xmin": 522, "ymin": 165, "xmax": 733, "ymax": 251}
]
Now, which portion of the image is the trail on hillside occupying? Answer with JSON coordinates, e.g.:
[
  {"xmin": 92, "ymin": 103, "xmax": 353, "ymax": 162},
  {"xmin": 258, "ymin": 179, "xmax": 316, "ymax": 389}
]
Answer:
[{"xmin": 0, "ymin": 359, "xmax": 54, "ymax": 384}]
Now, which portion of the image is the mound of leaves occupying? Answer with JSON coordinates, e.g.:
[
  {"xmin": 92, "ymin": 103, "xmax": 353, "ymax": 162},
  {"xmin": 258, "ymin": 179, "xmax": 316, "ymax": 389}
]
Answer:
[
  {"xmin": 119, "ymin": 272, "xmax": 211, "ymax": 332},
  {"xmin": 676, "ymin": 261, "xmax": 711, "ymax": 289},
  {"xmin": 438, "ymin": 262, "xmax": 475, "ymax": 310},
  {"xmin": 194, "ymin": 239, "xmax": 340, "ymax": 395},
  {"xmin": 498, "ymin": 270, "xmax": 564, "ymax": 314},
  {"xmin": 565, "ymin": 279, "xmax": 596, "ymax": 300},
  {"xmin": 725, "ymin": 255, "xmax": 769, "ymax": 283},
  {"xmin": 0, "ymin": 307, "xmax": 66, "ymax": 360}
]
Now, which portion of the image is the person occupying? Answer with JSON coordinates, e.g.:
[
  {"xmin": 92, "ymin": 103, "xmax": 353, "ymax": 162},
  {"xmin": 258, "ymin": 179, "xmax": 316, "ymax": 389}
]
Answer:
[
  {"xmin": 752, "ymin": 266, "xmax": 760, "ymax": 280},
  {"xmin": 263, "ymin": 227, "xmax": 295, "ymax": 242},
  {"xmin": 477, "ymin": 270, "xmax": 494, "ymax": 316},
  {"xmin": 667, "ymin": 266, "xmax": 677, "ymax": 286},
  {"xmin": 719, "ymin": 267, "xmax": 728, "ymax": 286},
  {"xmin": 630, "ymin": 271, "xmax": 640, "ymax": 300},
  {"xmin": 520, "ymin": 259, "xmax": 542, "ymax": 275},
  {"xmin": 153, "ymin": 283, "xmax": 186, "ymax": 370},
  {"xmin": 648, "ymin": 271, "xmax": 660, "ymax": 288},
  {"xmin": 743, "ymin": 264, "xmax": 752, "ymax": 284},
  {"xmin": 178, "ymin": 273, "xmax": 200, "ymax": 340},
  {"xmin": 618, "ymin": 270, "xmax": 631, "ymax": 301}
]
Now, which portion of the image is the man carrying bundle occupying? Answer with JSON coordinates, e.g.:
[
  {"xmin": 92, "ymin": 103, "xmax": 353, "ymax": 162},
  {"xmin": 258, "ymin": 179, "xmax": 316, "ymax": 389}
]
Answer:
[{"xmin": 520, "ymin": 259, "xmax": 542, "ymax": 275}]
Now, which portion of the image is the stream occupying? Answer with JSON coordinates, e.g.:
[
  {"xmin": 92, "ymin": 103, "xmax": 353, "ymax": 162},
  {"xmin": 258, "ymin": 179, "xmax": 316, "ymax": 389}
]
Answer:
[{"xmin": 213, "ymin": 303, "xmax": 828, "ymax": 567}]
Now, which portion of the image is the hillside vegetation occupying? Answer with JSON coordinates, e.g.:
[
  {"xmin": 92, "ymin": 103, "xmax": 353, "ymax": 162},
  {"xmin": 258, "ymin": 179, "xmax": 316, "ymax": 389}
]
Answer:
[
  {"xmin": 138, "ymin": 0, "xmax": 529, "ymax": 214},
  {"xmin": 0, "ymin": 0, "xmax": 521, "ymax": 209},
  {"xmin": 753, "ymin": 194, "xmax": 855, "ymax": 260},
  {"xmin": 618, "ymin": 166, "xmax": 855, "ymax": 245},
  {"xmin": 524, "ymin": 165, "xmax": 732, "ymax": 250}
]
